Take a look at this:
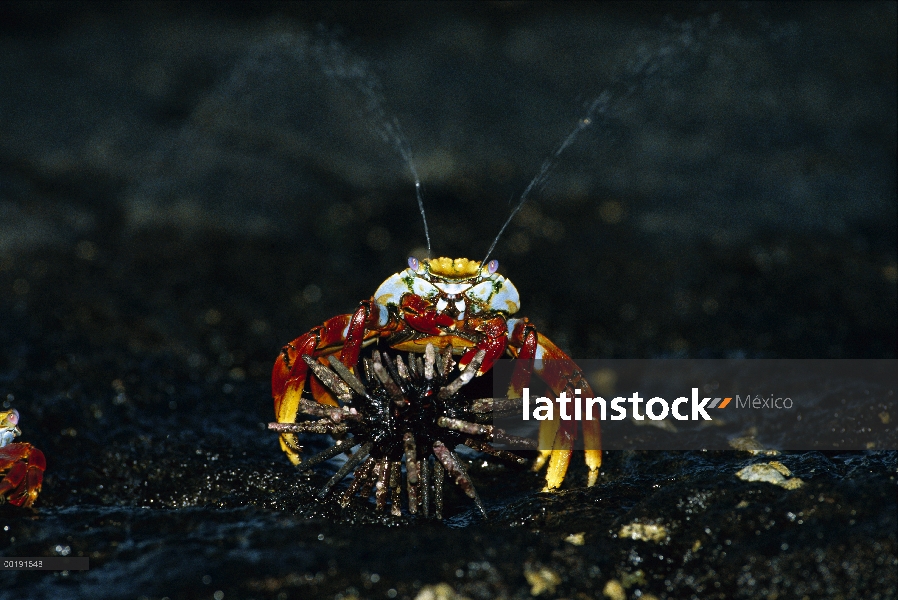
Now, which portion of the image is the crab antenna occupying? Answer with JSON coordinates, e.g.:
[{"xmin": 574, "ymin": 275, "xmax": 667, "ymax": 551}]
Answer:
[
  {"xmin": 479, "ymin": 95, "xmax": 607, "ymax": 269},
  {"xmin": 414, "ymin": 178, "xmax": 431, "ymax": 258},
  {"xmin": 403, "ymin": 147, "xmax": 431, "ymax": 258},
  {"xmin": 389, "ymin": 116, "xmax": 432, "ymax": 258}
]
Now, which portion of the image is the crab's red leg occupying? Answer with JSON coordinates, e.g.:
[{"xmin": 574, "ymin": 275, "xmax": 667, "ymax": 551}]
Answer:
[
  {"xmin": 507, "ymin": 321, "xmax": 573, "ymax": 487},
  {"xmin": 272, "ymin": 313, "xmax": 355, "ymax": 464},
  {"xmin": 507, "ymin": 319, "xmax": 537, "ymax": 397},
  {"xmin": 273, "ymin": 320, "xmax": 343, "ymax": 414},
  {"xmin": 309, "ymin": 300, "xmax": 379, "ymax": 409},
  {"xmin": 339, "ymin": 300, "xmax": 376, "ymax": 369},
  {"xmin": 458, "ymin": 316, "xmax": 509, "ymax": 375},
  {"xmin": 0, "ymin": 461, "xmax": 27, "ymax": 499},
  {"xmin": 401, "ymin": 295, "xmax": 454, "ymax": 335},
  {"xmin": 272, "ymin": 301, "xmax": 388, "ymax": 464},
  {"xmin": 508, "ymin": 321, "xmax": 602, "ymax": 489}
]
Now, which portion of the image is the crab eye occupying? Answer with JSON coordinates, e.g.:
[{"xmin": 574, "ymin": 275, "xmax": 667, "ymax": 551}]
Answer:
[
  {"xmin": 487, "ymin": 259, "xmax": 499, "ymax": 274},
  {"xmin": 407, "ymin": 257, "xmax": 419, "ymax": 272},
  {"xmin": 6, "ymin": 410, "xmax": 18, "ymax": 425}
]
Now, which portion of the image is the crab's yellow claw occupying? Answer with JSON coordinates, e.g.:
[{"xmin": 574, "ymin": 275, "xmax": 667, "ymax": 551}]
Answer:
[
  {"xmin": 532, "ymin": 416, "xmax": 560, "ymax": 473},
  {"xmin": 274, "ymin": 384, "xmax": 304, "ymax": 465},
  {"xmin": 278, "ymin": 435, "xmax": 302, "ymax": 465},
  {"xmin": 272, "ymin": 314, "xmax": 365, "ymax": 467},
  {"xmin": 277, "ymin": 388, "xmax": 304, "ymax": 465},
  {"xmin": 584, "ymin": 419, "xmax": 602, "ymax": 486},
  {"xmin": 542, "ymin": 430, "xmax": 575, "ymax": 491},
  {"xmin": 519, "ymin": 332, "xmax": 603, "ymax": 489},
  {"xmin": 535, "ymin": 412, "xmax": 577, "ymax": 491}
]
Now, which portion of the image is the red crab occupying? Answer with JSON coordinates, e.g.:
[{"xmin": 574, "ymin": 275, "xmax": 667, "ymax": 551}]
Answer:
[
  {"xmin": 272, "ymin": 256, "xmax": 601, "ymax": 490},
  {"xmin": 0, "ymin": 409, "xmax": 45, "ymax": 508}
]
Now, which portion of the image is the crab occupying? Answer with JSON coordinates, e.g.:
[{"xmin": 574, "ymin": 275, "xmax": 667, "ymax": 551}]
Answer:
[
  {"xmin": 0, "ymin": 409, "xmax": 45, "ymax": 508},
  {"xmin": 271, "ymin": 256, "xmax": 602, "ymax": 504}
]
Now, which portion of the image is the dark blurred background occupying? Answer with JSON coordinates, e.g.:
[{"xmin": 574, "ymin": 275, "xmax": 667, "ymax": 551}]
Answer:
[
  {"xmin": 1, "ymin": 0, "xmax": 895, "ymax": 362},
  {"xmin": 0, "ymin": 2, "xmax": 895, "ymax": 599}
]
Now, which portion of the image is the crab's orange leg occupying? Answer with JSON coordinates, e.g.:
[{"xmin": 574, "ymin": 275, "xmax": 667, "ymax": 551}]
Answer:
[
  {"xmin": 0, "ymin": 443, "xmax": 45, "ymax": 508},
  {"xmin": 508, "ymin": 320, "xmax": 601, "ymax": 489},
  {"xmin": 272, "ymin": 300, "xmax": 387, "ymax": 464},
  {"xmin": 533, "ymin": 333, "xmax": 602, "ymax": 489}
]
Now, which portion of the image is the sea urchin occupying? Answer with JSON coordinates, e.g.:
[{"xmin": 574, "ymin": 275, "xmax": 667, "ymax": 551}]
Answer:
[{"xmin": 268, "ymin": 344, "xmax": 534, "ymax": 518}]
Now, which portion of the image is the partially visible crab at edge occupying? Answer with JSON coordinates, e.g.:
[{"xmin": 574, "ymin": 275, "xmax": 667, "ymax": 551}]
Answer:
[{"xmin": 0, "ymin": 409, "xmax": 46, "ymax": 508}]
